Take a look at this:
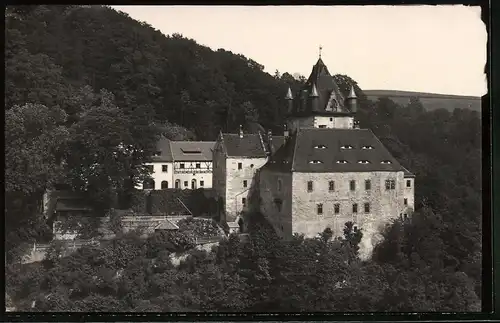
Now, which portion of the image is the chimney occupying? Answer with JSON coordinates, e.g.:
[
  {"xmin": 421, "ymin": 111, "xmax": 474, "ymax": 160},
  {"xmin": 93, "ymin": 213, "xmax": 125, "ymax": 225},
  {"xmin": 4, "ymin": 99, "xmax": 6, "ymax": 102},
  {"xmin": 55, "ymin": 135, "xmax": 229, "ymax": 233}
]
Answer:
[
  {"xmin": 347, "ymin": 84, "xmax": 358, "ymax": 113},
  {"xmin": 283, "ymin": 124, "xmax": 289, "ymax": 139},
  {"xmin": 285, "ymin": 86, "xmax": 294, "ymax": 114},
  {"xmin": 267, "ymin": 130, "xmax": 273, "ymax": 155},
  {"xmin": 310, "ymin": 83, "xmax": 319, "ymax": 112},
  {"xmin": 239, "ymin": 124, "xmax": 243, "ymax": 138}
]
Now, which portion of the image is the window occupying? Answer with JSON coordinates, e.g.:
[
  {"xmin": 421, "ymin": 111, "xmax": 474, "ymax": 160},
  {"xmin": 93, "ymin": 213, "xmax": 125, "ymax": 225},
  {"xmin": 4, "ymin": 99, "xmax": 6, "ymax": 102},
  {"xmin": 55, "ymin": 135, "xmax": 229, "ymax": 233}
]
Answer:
[
  {"xmin": 317, "ymin": 203, "xmax": 323, "ymax": 215},
  {"xmin": 242, "ymin": 198, "xmax": 247, "ymax": 207},
  {"xmin": 307, "ymin": 181, "xmax": 313, "ymax": 192},
  {"xmin": 406, "ymin": 180, "xmax": 411, "ymax": 188},
  {"xmin": 250, "ymin": 164, "xmax": 254, "ymax": 168},
  {"xmin": 361, "ymin": 145, "xmax": 374, "ymax": 150},
  {"xmin": 329, "ymin": 117, "xmax": 333, "ymax": 121},
  {"xmin": 404, "ymin": 214, "xmax": 408, "ymax": 220},
  {"xmin": 358, "ymin": 160, "xmax": 370, "ymax": 164},
  {"xmin": 341, "ymin": 145, "xmax": 353, "ymax": 149},
  {"xmin": 364, "ymin": 203, "xmax": 370, "ymax": 213},
  {"xmin": 243, "ymin": 180, "xmax": 248, "ymax": 188},
  {"xmin": 180, "ymin": 163, "xmax": 185, "ymax": 169},
  {"xmin": 153, "ymin": 151, "xmax": 161, "ymax": 156},
  {"xmin": 334, "ymin": 204, "xmax": 340, "ymax": 214},
  {"xmin": 161, "ymin": 181, "xmax": 169, "ymax": 189},
  {"xmin": 275, "ymin": 198, "xmax": 283, "ymax": 212},
  {"xmin": 238, "ymin": 162, "xmax": 242, "ymax": 170},
  {"xmin": 350, "ymin": 180, "xmax": 356, "ymax": 191},
  {"xmin": 314, "ymin": 145, "xmax": 327, "ymax": 149},
  {"xmin": 381, "ymin": 160, "xmax": 392, "ymax": 164},
  {"xmin": 353, "ymin": 203, "xmax": 358, "ymax": 213},
  {"xmin": 200, "ymin": 180, "xmax": 204, "ymax": 187},
  {"xmin": 309, "ymin": 160, "xmax": 323, "ymax": 164},
  {"xmin": 385, "ymin": 179, "xmax": 396, "ymax": 190},
  {"xmin": 336, "ymin": 160, "xmax": 348, "ymax": 164},
  {"xmin": 277, "ymin": 179, "xmax": 282, "ymax": 191},
  {"xmin": 404, "ymin": 198, "xmax": 408, "ymax": 206},
  {"xmin": 329, "ymin": 181, "xmax": 335, "ymax": 192},
  {"xmin": 184, "ymin": 181, "xmax": 188, "ymax": 187},
  {"xmin": 319, "ymin": 125, "xmax": 326, "ymax": 128},
  {"xmin": 162, "ymin": 165, "xmax": 168, "ymax": 172},
  {"xmin": 145, "ymin": 165, "xmax": 154, "ymax": 173},
  {"xmin": 196, "ymin": 163, "xmax": 201, "ymax": 169},
  {"xmin": 365, "ymin": 179, "xmax": 371, "ymax": 190},
  {"xmin": 175, "ymin": 180, "xmax": 180, "ymax": 189}
]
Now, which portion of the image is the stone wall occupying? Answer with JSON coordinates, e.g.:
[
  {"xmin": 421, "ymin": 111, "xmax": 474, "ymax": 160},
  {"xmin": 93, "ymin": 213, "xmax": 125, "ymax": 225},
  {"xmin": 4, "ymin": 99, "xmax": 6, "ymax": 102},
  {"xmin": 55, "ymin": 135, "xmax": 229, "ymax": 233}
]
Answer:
[
  {"xmin": 288, "ymin": 115, "xmax": 354, "ymax": 132},
  {"xmin": 137, "ymin": 161, "xmax": 174, "ymax": 190},
  {"xmin": 259, "ymin": 169, "xmax": 293, "ymax": 238},
  {"xmin": 212, "ymin": 140, "xmax": 227, "ymax": 209},
  {"xmin": 291, "ymin": 171, "xmax": 407, "ymax": 259},
  {"xmin": 224, "ymin": 157, "xmax": 267, "ymax": 222}
]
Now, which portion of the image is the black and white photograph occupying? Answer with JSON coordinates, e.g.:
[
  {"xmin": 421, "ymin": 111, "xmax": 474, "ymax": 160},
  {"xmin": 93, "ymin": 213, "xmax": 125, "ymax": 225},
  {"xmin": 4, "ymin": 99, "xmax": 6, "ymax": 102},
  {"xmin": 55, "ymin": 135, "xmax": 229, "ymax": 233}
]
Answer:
[{"xmin": 5, "ymin": 4, "xmax": 488, "ymax": 314}]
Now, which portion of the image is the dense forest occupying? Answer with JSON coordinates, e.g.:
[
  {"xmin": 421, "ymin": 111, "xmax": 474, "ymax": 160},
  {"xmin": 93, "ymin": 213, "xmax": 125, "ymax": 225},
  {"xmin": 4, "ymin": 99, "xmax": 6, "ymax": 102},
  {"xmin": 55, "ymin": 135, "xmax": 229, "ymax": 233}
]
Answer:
[{"xmin": 5, "ymin": 5, "xmax": 483, "ymax": 312}]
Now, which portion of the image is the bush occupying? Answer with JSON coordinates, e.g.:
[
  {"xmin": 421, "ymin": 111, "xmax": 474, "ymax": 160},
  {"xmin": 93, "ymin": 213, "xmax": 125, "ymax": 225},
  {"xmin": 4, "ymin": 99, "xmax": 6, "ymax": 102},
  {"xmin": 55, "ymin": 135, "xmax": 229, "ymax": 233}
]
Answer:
[{"xmin": 177, "ymin": 218, "xmax": 221, "ymax": 238}]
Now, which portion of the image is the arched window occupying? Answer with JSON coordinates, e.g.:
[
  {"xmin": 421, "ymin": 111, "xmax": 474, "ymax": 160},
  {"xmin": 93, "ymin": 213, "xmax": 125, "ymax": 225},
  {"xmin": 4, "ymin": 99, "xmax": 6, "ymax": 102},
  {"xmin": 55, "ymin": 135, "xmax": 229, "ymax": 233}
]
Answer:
[
  {"xmin": 143, "ymin": 179, "xmax": 155, "ymax": 190},
  {"xmin": 161, "ymin": 181, "xmax": 169, "ymax": 189},
  {"xmin": 175, "ymin": 179, "xmax": 181, "ymax": 189},
  {"xmin": 191, "ymin": 179, "xmax": 197, "ymax": 190}
]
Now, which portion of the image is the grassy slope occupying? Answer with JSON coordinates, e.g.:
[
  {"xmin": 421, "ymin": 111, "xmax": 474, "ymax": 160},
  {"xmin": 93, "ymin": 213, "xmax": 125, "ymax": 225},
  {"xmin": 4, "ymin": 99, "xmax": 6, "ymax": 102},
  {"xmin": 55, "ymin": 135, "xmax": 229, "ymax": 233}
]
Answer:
[{"xmin": 364, "ymin": 90, "xmax": 481, "ymax": 113}]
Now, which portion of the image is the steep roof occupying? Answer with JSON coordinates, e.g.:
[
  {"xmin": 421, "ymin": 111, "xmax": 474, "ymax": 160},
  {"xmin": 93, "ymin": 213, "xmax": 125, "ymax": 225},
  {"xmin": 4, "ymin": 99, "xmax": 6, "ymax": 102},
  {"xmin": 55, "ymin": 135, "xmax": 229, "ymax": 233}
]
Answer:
[
  {"xmin": 170, "ymin": 141, "xmax": 215, "ymax": 161},
  {"xmin": 265, "ymin": 128, "xmax": 409, "ymax": 173},
  {"xmin": 221, "ymin": 133, "xmax": 267, "ymax": 158},
  {"xmin": 290, "ymin": 58, "xmax": 352, "ymax": 116},
  {"xmin": 151, "ymin": 136, "xmax": 173, "ymax": 162}
]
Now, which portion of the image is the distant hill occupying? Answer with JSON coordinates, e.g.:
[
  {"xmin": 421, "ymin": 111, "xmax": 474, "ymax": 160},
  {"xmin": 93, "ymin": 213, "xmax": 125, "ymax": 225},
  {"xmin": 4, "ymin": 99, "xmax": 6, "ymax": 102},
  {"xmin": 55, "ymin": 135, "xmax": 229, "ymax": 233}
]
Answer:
[{"xmin": 364, "ymin": 90, "xmax": 481, "ymax": 113}]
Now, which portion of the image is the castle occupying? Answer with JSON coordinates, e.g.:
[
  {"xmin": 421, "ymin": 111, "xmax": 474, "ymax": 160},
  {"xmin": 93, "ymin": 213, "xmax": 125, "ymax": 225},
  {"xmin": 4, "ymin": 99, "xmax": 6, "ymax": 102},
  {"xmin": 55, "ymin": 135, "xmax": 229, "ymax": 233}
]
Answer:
[{"xmin": 212, "ymin": 57, "xmax": 415, "ymax": 257}]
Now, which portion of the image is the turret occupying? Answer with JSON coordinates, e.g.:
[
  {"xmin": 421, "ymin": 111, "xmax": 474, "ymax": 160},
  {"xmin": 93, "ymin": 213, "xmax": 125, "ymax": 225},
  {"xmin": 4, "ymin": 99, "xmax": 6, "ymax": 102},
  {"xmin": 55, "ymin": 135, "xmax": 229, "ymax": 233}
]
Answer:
[
  {"xmin": 346, "ymin": 85, "xmax": 357, "ymax": 113},
  {"xmin": 285, "ymin": 86, "xmax": 294, "ymax": 114},
  {"xmin": 310, "ymin": 83, "xmax": 319, "ymax": 112}
]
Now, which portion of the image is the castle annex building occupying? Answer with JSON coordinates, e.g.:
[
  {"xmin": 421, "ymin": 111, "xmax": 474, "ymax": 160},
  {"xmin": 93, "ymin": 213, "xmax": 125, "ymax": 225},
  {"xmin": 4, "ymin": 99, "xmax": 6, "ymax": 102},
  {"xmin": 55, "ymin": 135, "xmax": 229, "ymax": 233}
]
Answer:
[
  {"xmin": 213, "ymin": 57, "xmax": 415, "ymax": 251},
  {"xmin": 140, "ymin": 137, "xmax": 216, "ymax": 190}
]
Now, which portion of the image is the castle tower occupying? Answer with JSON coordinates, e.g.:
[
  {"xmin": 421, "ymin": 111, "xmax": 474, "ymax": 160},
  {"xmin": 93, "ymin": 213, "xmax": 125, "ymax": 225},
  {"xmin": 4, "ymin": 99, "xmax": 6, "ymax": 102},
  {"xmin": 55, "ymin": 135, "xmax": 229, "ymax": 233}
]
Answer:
[{"xmin": 285, "ymin": 56, "xmax": 355, "ymax": 132}]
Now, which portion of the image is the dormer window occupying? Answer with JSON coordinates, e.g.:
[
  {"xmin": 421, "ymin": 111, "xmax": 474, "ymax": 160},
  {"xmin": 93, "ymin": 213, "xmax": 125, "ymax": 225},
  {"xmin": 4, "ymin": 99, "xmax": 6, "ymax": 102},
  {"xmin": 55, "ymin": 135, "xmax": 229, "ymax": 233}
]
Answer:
[
  {"xmin": 361, "ymin": 145, "xmax": 374, "ymax": 150},
  {"xmin": 336, "ymin": 160, "xmax": 348, "ymax": 164},
  {"xmin": 309, "ymin": 160, "xmax": 323, "ymax": 164},
  {"xmin": 381, "ymin": 160, "xmax": 392, "ymax": 164},
  {"xmin": 314, "ymin": 145, "xmax": 327, "ymax": 149},
  {"xmin": 358, "ymin": 160, "xmax": 370, "ymax": 164},
  {"xmin": 341, "ymin": 145, "xmax": 354, "ymax": 150},
  {"xmin": 153, "ymin": 151, "xmax": 161, "ymax": 156}
]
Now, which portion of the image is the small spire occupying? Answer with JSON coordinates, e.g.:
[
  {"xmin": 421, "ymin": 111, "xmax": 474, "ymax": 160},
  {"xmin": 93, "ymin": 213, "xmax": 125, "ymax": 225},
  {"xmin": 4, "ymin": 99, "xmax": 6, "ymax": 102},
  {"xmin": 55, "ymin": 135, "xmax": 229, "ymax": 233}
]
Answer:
[
  {"xmin": 285, "ymin": 86, "xmax": 293, "ymax": 100},
  {"xmin": 348, "ymin": 85, "xmax": 357, "ymax": 99},
  {"xmin": 319, "ymin": 45, "xmax": 322, "ymax": 59},
  {"xmin": 310, "ymin": 83, "xmax": 319, "ymax": 97}
]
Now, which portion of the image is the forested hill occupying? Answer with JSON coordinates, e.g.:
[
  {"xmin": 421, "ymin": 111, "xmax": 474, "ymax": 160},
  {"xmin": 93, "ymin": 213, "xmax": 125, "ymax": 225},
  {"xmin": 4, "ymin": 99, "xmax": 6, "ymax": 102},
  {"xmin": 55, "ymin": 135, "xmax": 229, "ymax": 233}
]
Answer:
[
  {"xmin": 5, "ymin": 5, "xmax": 485, "ymax": 313},
  {"xmin": 6, "ymin": 5, "xmax": 315, "ymax": 141},
  {"xmin": 364, "ymin": 90, "xmax": 481, "ymax": 113}
]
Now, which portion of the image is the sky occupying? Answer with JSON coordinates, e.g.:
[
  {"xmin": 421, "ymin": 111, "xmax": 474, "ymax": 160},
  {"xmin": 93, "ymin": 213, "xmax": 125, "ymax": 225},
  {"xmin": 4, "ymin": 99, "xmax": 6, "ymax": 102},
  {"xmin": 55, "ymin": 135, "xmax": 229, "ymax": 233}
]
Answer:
[{"xmin": 112, "ymin": 5, "xmax": 487, "ymax": 97}]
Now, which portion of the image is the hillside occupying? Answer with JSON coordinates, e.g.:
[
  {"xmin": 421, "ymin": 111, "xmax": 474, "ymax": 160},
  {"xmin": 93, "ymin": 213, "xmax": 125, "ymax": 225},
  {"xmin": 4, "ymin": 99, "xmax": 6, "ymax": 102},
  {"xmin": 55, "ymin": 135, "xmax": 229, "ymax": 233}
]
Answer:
[
  {"xmin": 5, "ymin": 5, "xmax": 483, "ymax": 313},
  {"xmin": 364, "ymin": 90, "xmax": 481, "ymax": 113}
]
